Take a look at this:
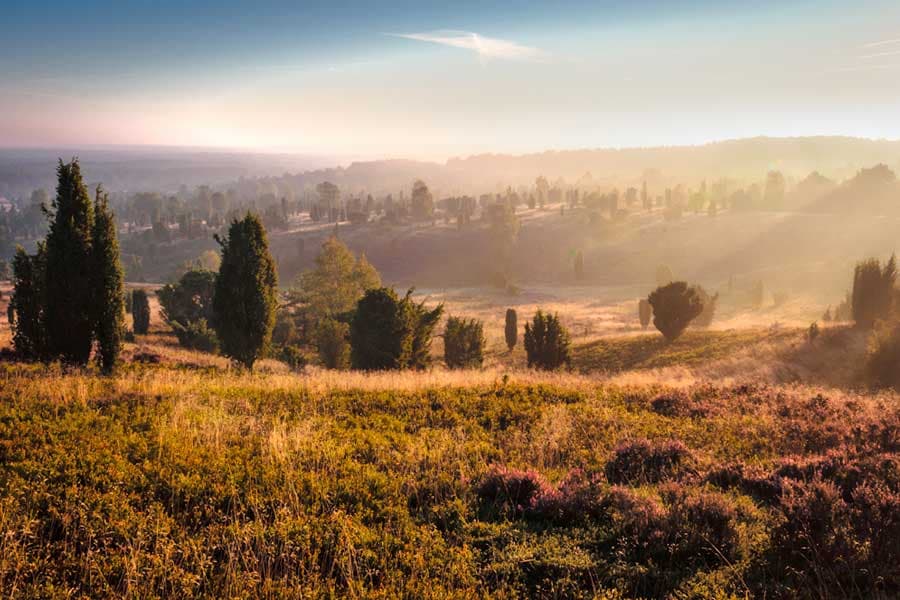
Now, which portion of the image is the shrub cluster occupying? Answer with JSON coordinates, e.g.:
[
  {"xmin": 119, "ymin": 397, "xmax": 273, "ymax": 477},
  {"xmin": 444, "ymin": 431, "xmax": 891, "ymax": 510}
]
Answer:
[{"xmin": 10, "ymin": 161, "xmax": 125, "ymax": 371}]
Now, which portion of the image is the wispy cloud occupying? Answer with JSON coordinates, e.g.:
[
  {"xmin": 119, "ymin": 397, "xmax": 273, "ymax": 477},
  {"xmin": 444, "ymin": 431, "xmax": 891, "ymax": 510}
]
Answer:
[
  {"xmin": 859, "ymin": 48, "xmax": 900, "ymax": 59},
  {"xmin": 388, "ymin": 30, "xmax": 547, "ymax": 62},
  {"xmin": 862, "ymin": 38, "xmax": 900, "ymax": 48},
  {"xmin": 827, "ymin": 63, "xmax": 900, "ymax": 73}
]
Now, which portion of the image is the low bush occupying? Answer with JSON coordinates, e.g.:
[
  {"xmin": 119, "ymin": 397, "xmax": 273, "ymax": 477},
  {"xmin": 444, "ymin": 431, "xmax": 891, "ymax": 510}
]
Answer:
[
  {"xmin": 171, "ymin": 318, "xmax": 218, "ymax": 352},
  {"xmin": 279, "ymin": 345, "xmax": 307, "ymax": 371},
  {"xmin": 664, "ymin": 487, "xmax": 742, "ymax": 567},
  {"xmin": 444, "ymin": 316, "xmax": 485, "ymax": 369},
  {"xmin": 605, "ymin": 438, "xmax": 693, "ymax": 485},
  {"xmin": 647, "ymin": 282, "xmax": 704, "ymax": 341},
  {"xmin": 524, "ymin": 310, "xmax": 571, "ymax": 370},
  {"xmin": 650, "ymin": 390, "xmax": 710, "ymax": 418},
  {"xmin": 475, "ymin": 466, "xmax": 552, "ymax": 519}
]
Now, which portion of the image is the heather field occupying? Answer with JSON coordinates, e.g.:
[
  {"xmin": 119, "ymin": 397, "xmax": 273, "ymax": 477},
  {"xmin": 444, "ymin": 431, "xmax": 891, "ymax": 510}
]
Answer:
[{"xmin": 0, "ymin": 355, "xmax": 898, "ymax": 599}]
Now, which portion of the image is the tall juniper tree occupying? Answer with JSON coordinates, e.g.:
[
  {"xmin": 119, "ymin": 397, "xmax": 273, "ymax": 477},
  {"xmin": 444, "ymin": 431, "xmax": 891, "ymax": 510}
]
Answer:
[
  {"xmin": 504, "ymin": 308, "xmax": 518, "ymax": 351},
  {"xmin": 91, "ymin": 186, "xmax": 125, "ymax": 373},
  {"xmin": 132, "ymin": 289, "xmax": 151, "ymax": 335},
  {"xmin": 213, "ymin": 213, "xmax": 278, "ymax": 369},
  {"xmin": 44, "ymin": 159, "xmax": 95, "ymax": 364},
  {"xmin": 10, "ymin": 243, "xmax": 48, "ymax": 359}
]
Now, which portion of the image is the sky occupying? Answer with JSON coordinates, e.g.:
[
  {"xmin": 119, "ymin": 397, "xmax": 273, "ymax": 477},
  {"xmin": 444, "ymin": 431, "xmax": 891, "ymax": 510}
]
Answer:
[{"xmin": 2, "ymin": 0, "xmax": 900, "ymax": 160}]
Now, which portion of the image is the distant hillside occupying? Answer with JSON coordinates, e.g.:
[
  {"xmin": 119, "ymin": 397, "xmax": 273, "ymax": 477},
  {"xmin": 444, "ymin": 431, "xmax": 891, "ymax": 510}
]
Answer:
[
  {"xmin": 271, "ymin": 136, "xmax": 900, "ymax": 196},
  {"xmin": 4, "ymin": 137, "xmax": 900, "ymax": 200},
  {"xmin": 0, "ymin": 147, "xmax": 336, "ymax": 199},
  {"xmin": 810, "ymin": 164, "xmax": 900, "ymax": 214}
]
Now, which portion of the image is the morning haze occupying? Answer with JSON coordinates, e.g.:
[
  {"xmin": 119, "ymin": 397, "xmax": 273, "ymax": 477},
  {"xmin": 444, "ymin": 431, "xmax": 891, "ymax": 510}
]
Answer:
[{"xmin": 1, "ymin": 1, "xmax": 899, "ymax": 598}]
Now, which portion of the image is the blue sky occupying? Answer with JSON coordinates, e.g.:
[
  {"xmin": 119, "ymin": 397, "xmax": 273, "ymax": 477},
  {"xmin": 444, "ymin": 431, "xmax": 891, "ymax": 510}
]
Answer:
[{"xmin": 2, "ymin": 0, "xmax": 900, "ymax": 159}]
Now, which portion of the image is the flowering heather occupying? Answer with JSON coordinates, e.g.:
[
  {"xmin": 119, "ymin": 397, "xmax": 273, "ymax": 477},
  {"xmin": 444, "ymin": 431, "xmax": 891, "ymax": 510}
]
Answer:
[{"xmin": 0, "ymin": 361, "xmax": 897, "ymax": 598}]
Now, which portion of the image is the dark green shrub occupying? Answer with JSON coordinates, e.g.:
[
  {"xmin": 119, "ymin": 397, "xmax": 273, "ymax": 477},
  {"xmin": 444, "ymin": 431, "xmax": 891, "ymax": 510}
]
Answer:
[
  {"xmin": 158, "ymin": 270, "xmax": 216, "ymax": 348},
  {"xmin": 213, "ymin": 214, "xmax": 278, "ymax": 369},
  {"xmin": 852, "ymin": 255, "xmax": 896, "ymax": 329},
  {"xmin": 272, "ymin": 308, "xmax": 299, "ymax": 347},
  {"xmin": 171, "ymin": 318, "xmax": 218, "ymax": 353},
  {"xmin": 524, "ymin": 310, "xmax": 571, "ymax": 370},
  {"xmin": 315, "ymin": 317, "xmax": 350, "ymax": 369},
  {"xmin": 638, "ymin": 298, "xmax": 651, "ymax": 329},
  {"xmin": 132, "ymin": 289, "xmax": 151, "ymax": 335},
  {"xmin": 504, "ymin": 308, "xmax": 518, "ymax": 351},
  {"xmin": 350, "ymin": 287, "xmax": 443, "ymax": 370},
  {"xmin": 10, "ymin": 244, "xmax": 48, "ymax": 359},
  {"xmin": 279, "ymin": 345, "xmax": 307, "ymax": 371},
  {"xmin": 647, "ymin": 282, "xmax": 703, "ymax": 341},
  {"xmin": 443, "ymin": 316, "xmax": 485, "ymax": 369},
  {"xmin": 350, "ymin": 287, "xmax": 406, "ymax": 370}
]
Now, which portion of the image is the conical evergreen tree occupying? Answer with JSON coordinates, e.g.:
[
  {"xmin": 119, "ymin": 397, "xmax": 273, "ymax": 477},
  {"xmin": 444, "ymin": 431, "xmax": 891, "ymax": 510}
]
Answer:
[
  {"xmin": 132, "ymin": 289, "xmax": 151, "ymax": 334},
  {"xmin": 213, "ymin": 213, "xmax": 278, "ymax": 369},
  {"xmin": 10, "ymin": 243, "xmax": 48, "ymax": 359},
  {"xmin": 44, "ymin": 159, "xmax": 95, "ymax": 364},
  {"xmin": 91, "ymin": 186, "xmax": 125, "ymax": 374},
  {"xmin": 504, "ymin": 308, "xmax": 518, "ymax": 351}
]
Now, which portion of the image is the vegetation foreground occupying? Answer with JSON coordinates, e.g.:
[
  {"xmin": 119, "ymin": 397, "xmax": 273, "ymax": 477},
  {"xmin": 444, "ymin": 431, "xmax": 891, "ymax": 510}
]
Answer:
[{"xmin": 0, "ymin": 361, "xmax": 897, "ymax": 599}]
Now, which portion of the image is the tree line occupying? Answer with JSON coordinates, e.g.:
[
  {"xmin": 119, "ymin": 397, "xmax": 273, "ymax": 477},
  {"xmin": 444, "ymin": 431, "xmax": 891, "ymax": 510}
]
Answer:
[{"xmin": 8, "ymin": 160, "xmax": 280, "ymax": 372}]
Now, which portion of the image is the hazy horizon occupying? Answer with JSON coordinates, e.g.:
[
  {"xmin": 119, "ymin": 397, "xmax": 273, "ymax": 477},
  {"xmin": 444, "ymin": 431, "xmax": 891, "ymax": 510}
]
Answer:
[
  {"xmin": 4, "ymin": 0, "xmax": 900, "ymax": 159},
  {"xmin": 3, "ymin": 133, "xmax": 900, "ymax": 168}
]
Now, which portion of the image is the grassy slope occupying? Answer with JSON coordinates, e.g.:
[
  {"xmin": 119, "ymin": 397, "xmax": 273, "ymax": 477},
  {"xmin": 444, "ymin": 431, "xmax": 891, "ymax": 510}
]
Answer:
[{"xmin": 574, "ymin": 328, "xmax": 800, "ymax": 373}]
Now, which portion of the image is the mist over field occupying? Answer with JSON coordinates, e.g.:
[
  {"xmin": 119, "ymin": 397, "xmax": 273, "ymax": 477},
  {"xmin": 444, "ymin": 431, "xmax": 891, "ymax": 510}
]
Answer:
[{"xmin": 2, "ymin": 1, "xmax": 900, "ymax": 598}]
